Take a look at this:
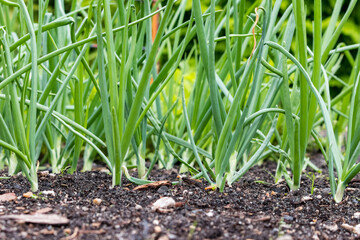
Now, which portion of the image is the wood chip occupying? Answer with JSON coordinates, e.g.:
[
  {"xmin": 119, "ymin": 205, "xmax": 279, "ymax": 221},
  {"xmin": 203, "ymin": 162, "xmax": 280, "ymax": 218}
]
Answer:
[
  {"xmin": 0, "ymin": 193, "xmax": 17, "ymax": 202},
  {"xmin": 39, "ymin": 228, "xmax": 55, "ymax": 235},
  {"xmin": 34, "ymin": 207, "xmax": 53, "ymax": 215},
  {"xmin": 91, "ymin": 222, "xmax": 101, "ymax": 228},
  {"xmin": 0, "ymin": 214, "xmax": 69, "ymax": 225},
  {"xmin": 23, "ymin": 192, "xmax": 33, "ymax": 198},
  {"xmin": 133, "ymin": 181, "xmax": 171, "ymax": 191}
]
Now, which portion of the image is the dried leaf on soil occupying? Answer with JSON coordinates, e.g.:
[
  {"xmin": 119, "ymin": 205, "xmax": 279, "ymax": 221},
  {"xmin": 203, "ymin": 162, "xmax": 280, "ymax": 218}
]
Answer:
[
  {"xmin": 133, "ymin": 180, "xmax": 171, "ymax": 190},
  {"xmin": 0, "ymin": 214, "xmax": 69, "ymax": 225},
  {"xmin": 0, "ymin": 193, "xmax": 17, "ymax": 202}
]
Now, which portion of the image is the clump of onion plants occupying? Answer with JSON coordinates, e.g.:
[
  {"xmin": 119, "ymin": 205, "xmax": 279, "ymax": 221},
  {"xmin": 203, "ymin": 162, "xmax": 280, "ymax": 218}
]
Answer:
[{"xmin": 0, "ymin": 0, "xmax": 359, "ymax": 204}]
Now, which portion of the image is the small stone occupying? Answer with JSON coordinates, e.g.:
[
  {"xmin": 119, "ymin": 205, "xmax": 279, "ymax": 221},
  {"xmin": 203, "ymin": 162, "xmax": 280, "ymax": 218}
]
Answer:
[
  {"xmin": 312, "ymin": 234, "xmax": 320, "ymax": 240},
  {"xmin": 277, "ymin": 234, "xmax": 293, "ymax": 240},
  {"xmin": 354, "ymin": 212, "xmax": 360, "ymax": 219},
  {"xmin": 23, "ymin": 192, "xmax": 33, "ymax": 198},
  {"xmin": 63, "ymin": 228, "xmax": 71, "ymax": 235},
  {"xmin": 49, "ymin": 173, "xmax": 56, "ymax": 178},
  {"xmin": 91, "ymin": 222, "xmax": 101, "ymax": 228},
  {"xmin": 135, "ymin": 204, "xmax": 143, "ymax": 210},
  {"xmin": 93, "ymin": 198, "xmax": 102, "ymax": 205},
  {"xmin": 154, "ymin": 225, "xmax": 162, "ymax": 233},
  {"xmin": 151, "ymin": 197, "xmax": 175, "ymax": 211},
  {"xmin": 157, "ymin": 186, "xmax": 169, "ymax": 194},
  {"xmin": 206, "ymin": 210, "xmax": 215, "ymax": 217},
  {"xmin": 324, "ymin": 224, "xmax": 338, "ymax": 232},
  {"xmin": 20, "ymin": 232, "xmax": 28, "ymax": 238},
  {"xmin": 295, "ymin": 206, "xmax": 303, "ymax": 211},
  {"xmin": 42, "ymin": 190, "xmax": 55, "ymax": 197},
  {"xmin": 100, "ymin": 168, "xmax": 110, "ymax": 174},
  {"xmin": 316, "ymin": 195, "xmax": 322, "ymax": 199},
  {"xmin": 301, "ymin": 196, "xmax": 313, "ymax": 202},
  {"xmin": 283, "ymin": 215, "xmax": 294, "ymax": 221},
  {"xmin": 158, "ymin": 234, "xmax": 169, "ymax": 240},
  {"xmin": 153, "ymin": 220, "xmax": 159, "ymax": 225}
]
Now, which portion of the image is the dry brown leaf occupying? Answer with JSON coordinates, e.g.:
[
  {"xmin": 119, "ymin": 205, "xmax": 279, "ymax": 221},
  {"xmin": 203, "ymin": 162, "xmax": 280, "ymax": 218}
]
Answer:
[
  {"xmin": 0, "ymin": 214, "xmax": 69, "ymax": 225},
  {"xmin": 133, "ymin": 180, "xmax": 171, "ymax": 191},
  {"xmin": 0, "ymin": 193, "xmax": 17, "ymax": 202}
]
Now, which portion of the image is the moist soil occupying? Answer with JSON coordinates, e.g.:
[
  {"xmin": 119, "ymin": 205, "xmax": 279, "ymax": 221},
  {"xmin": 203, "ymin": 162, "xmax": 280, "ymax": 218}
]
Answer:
[{"xmin": 1, "ymin": 154, "xmax": 360, "ymax": 240}]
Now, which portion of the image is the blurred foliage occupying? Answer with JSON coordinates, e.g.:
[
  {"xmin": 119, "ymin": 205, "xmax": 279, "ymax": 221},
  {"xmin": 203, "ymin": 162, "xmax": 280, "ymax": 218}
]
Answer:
[{"xmin": 40, "ymin": 0, "xmax": 360, "ymax": 88}]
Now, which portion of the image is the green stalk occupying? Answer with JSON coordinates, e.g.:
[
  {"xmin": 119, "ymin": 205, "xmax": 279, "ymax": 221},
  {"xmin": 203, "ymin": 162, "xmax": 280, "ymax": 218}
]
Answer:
[
  {"xmin": 181, "ymin": 79, "xmax": 213, "ymax": 185},
  {"xmin": 96, "ymin": 2, "xmax": 115, "ymax": 174},
  {"xmin": 306, "ymin": 0, "xmax": 322, "ymax": 140},
  {"xmin": 17, "ymin": 0, "xmax": 39, "ymax": 190},
  {"xmin": 192, "ymin": 0, "xmax": 223, "ymax": 137},
  {"xmin": 120, "ymin": 0, "xmax": 175, "ymax": 170},
  {"xmin": 291, "ymin": 0, "xmax": 308, "ymax": 189}
]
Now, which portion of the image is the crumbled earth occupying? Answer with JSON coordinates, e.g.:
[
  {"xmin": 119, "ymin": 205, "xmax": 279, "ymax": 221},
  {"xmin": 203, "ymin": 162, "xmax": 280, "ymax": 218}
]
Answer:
[{"xmin": 1, "ymin": 156, "xmax": 360, "ymax": 240}]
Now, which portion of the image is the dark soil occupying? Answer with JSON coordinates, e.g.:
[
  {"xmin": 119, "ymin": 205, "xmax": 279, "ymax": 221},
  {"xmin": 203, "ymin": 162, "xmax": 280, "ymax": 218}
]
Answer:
[{"xmin": 1, "ymin": 155, "xmax": 360, "ymax": 240}]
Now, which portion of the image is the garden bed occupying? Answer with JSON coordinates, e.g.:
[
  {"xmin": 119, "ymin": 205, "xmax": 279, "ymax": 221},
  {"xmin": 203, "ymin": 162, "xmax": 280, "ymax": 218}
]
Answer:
[{"xmin": 1, "ymin": 157, "xmax": 360, "ymax": 240}]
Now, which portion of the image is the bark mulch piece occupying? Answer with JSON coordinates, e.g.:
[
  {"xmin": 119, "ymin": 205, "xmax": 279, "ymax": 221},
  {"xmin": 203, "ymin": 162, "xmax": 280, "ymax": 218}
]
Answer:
[{"xmin": 1, "ymin": 160, "xmax": 360, "ymax": 240}]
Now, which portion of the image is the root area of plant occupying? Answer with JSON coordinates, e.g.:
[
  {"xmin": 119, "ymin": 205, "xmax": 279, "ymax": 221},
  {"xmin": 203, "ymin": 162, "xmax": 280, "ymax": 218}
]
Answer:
[{"xmin": 1, "ymin": 159, "xmax": 360, "ymax": 240}]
